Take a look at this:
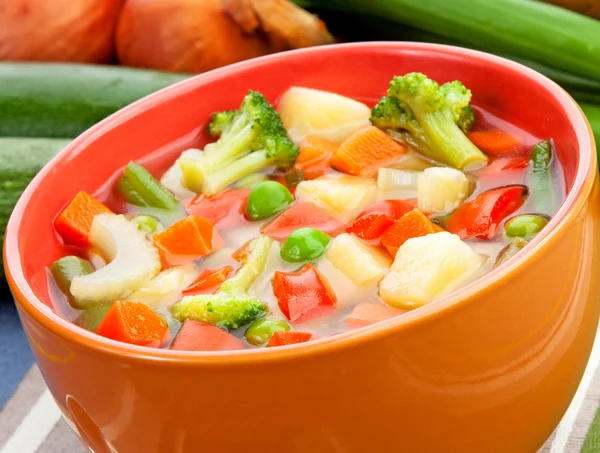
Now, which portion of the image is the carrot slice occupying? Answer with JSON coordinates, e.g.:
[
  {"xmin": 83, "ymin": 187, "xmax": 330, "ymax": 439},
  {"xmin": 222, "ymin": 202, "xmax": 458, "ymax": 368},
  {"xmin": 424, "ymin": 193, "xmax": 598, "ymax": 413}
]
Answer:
[
  {"xmin": 54, "ymin": 191, "xmax": 113, "ymax": 247},
  {"xmin": 262, "ymin": 201, "xmax": 345, "ymax": 241},
  {"xmin": 153, "ymin": 215, "xmax": 222, "ymax": 267},
  {"xmin": 347, "ymin": 303, "xmax": 405, "ymax": 329},
  {"xmin": 331, "ymin": 126, "xmax": 406, "ymax": 176},
  {"xmin": 380, "ymin": 209, "xmax": 443, "ymax": 257},
  {"xmin": 468, "ymin": 128, "xmax": 525, "ymax": 157},
  {"xmin": 231, "ymin": 239, "xmax": 253, "ymax": 262},
  {"xmin": 295, "ymin": 135, "xmax": 338, "ymax": 180},
  {"xmin": 267, "ymin": 331, "xmax": 315, "ymax": 347},
  {"xmin": 182, "ymin": 265, "xmax": 234, "ymax": 296},
  {"xmin": 96, "ymin": 300, "xmax": 168, "ymax": 347},
  {"xmin": 170, "ymin": 320, "xmax": 245, "ymax": 351},
  {"xmin": 185, "ymin": 189, "xmax": 250, "ymax": 229}
]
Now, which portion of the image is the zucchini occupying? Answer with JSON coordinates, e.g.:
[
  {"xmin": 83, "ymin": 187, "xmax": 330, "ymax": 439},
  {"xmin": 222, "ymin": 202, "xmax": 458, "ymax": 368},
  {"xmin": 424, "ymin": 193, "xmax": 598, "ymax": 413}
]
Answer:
[
  {"xmin": 300, "ymin": 0, "xmax": 600, "ymax": 82},
  {"xmin": 0, "ymin": 63, "xmax": 189, "ymax": 138},
  {"xmin": 0, "ymin": 137, "xmax": 70, "ymax": 277}
]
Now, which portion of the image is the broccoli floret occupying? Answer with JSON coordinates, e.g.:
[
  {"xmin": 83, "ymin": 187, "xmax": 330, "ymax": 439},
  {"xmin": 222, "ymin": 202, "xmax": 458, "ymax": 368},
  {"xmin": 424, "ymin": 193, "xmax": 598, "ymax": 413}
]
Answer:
[
  {"xmin": 171, "ymin": 235, "xmax": 273, "ymax": 330},
  {"xmin": 180, "ymin": 91, "xmax": 299, "ymax": 196},
  {"xmin": 370, "ymin": 73, "xmax": 487, "ymax": 170}
]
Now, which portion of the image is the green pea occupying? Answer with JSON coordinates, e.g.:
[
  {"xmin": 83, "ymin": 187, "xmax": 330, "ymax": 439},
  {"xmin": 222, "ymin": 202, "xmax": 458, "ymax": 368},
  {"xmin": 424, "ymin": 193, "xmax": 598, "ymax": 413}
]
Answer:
[
  {"xmin": 131, "ymin": 215, "xmax": 161, "ymax": 235},
  {"xmin": 504, "ymin": 214, "xmax": 549, "ymax": 240},
  {"xmin": 245, "ymin": 318, "xmax": 291, "ymax": 345},
  {"xmin": 280, "ymin": 228, "xmax": 331, "ymax": 263},
  {"xmin": 246, "ymin": 181, "xmax": 294, "ymax": 221}
]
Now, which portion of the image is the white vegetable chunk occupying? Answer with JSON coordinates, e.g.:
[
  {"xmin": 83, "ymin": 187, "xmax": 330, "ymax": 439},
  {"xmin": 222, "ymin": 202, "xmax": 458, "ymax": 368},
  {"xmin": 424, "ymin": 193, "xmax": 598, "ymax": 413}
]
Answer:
[
  {"xmin": 160, "ymin": 148, "xmax": 202, "ymax": 200},
  {"xmin": 325, "ymin": 233, "xmax": 391, "ymax": 286},
  {"xmin": 417, "ymin": 167, "xmax": 471, "ymax": 214},
  {"xmin": 377, "ymin": 168, "xmax": 420, "ymax": 191},
  {"xmin": 379, "ymin": 232, "xmax": 485, "ymax": 310},
  {"xmin": 70, "ymin": 214, "xmax": 161, "ymax": 305},
  {"xmin": 278, "ymin": 87, "xmax": 371, "ymax": 144}
]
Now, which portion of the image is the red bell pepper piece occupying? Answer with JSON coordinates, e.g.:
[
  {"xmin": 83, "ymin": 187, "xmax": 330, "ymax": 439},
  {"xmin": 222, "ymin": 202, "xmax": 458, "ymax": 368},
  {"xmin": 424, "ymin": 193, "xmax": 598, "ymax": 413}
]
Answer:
[
  {"xmin": 153, "ymin": 215, "xmax": 222, "ymax": 267},
  {"xmin": 54, "ymin": 191, "xmax": 113, "ymax": 247},
  {"xmin": 182, "ymin": 265, "xmax": 234, "ymax": 296},
  {"xmin": 262, "ymin": 201, "xmax": 345, "ymax": 241},
  {"xmin": 346, "ymin": 303, "xmax": 405, "ymax": 329},
  {"xmin": 185, "ymin": 189, "xmax": 250, "ymax": 228},
  {"xmin": 479, "ymin": 156, "xmax": 529, "ymax": 178},
  {"xmin": 380, "ymin": 209, "xmax": 444, "ymax": 256},
  {"xmin": 446, "ymin": 185, "xmax": 529, "ymax": 239},
  {"xmin": 346, "ymin": 199, "xmax": 415, "ymax": 240},
  {"xmin": 170, "ymin": 320, "xmax": 245, "ymax": 351},
  {"xmin": 273, "ymin": 263, "xmax": 337, "ymax": 323},
  {"xmin": 267, "ymin": 331, "xmax": 316, "ymax": 347},
  {"xmin": 468, "ymin": 128, "xmax": 526, "ymax": 157},
  {"xmin": 96, "ymin": 300, "xmax": 169, "ymax": 347}
]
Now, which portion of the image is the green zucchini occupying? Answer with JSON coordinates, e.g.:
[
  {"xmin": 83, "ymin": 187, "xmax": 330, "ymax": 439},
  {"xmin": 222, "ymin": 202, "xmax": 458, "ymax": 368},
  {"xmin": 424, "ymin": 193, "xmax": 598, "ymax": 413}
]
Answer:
[
  {"xmin": 0, "ymin": 137, "xmax": 70, "ymax": 277},
  {"xmin": 300, "ymin": 0, "xmax": 600, "ymax": 82},
  {"xmin": 0, "ymin": 63, "xmax": 189, "ymax": 138}
]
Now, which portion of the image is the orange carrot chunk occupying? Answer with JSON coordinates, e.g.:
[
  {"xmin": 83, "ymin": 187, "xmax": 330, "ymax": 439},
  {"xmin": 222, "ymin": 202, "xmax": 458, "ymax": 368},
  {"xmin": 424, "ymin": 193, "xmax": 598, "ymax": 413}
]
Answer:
[
  {"xmin": 295, "ymin": 135, "xmax": 338, "ymax": 180},
  {"xmin": 96, "ymin": 300, "xmax": 168, "ymax": 347},
  {"xmin": 380, "ymin": 209, "xmax": 443, "ymax": 257},
  {"xmin": 346, "ymin": 199, "xmax": 415, "ymax": 240},
  {"xmin": 331, "ymin": 126, "xmax": 406, "ymax": 176},
  {"xmin": 182, "ymin": 265, "xmax": 234, "ymax": 296},
  {"xmin": 468, "ymin": 128, "xmax": 525, "ymax": 157},
  {"xmin": 153, "ymin": 215, "xmax": 222, "ymax": 267},
  {"xmin": 267, "ymin": 331, "xmax": 316, "ymax": 347},
  {"xmin": 54, "ymin": 191, "xmax": 113, "ymax": 247},
  {"xmin": 170, "ymin": 320, "xmax": 245, "ymax": 351}
]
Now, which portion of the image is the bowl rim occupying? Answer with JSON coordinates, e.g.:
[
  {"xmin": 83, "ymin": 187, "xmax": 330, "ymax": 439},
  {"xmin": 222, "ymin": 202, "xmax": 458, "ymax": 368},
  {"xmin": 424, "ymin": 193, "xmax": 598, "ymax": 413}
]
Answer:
[{"xmin": 5, "ymin": 41, "xmax": 597, "ymax": 366}]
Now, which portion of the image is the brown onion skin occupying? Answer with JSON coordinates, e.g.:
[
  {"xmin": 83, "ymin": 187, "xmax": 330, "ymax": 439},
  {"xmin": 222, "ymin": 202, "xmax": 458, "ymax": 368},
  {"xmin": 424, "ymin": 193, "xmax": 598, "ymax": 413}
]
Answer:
[
  {"xmin": 0, "ymin": 0, "xmax": 124, "ymax": 63},
  {"xmin": 116, "ymin": 0, "xmax": 272, "ymax": 74}
]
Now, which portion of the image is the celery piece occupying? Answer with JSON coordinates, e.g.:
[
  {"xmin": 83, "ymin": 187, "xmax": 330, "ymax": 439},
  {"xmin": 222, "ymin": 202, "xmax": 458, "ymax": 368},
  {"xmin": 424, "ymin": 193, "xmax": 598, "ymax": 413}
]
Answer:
[
  {"xmin": 117, "ymin": 161, "xmax": 180, "ymax": 210},
  {"xmin": 50, "ymin": 256, "xmax": 94, "ymax": 308}
]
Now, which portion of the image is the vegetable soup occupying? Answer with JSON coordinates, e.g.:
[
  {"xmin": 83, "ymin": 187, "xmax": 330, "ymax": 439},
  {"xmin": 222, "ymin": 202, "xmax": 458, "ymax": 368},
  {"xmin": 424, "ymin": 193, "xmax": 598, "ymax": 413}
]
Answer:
[{"xmin": 47, "ymin": 72, "xmax": 565, "ymax": 351}]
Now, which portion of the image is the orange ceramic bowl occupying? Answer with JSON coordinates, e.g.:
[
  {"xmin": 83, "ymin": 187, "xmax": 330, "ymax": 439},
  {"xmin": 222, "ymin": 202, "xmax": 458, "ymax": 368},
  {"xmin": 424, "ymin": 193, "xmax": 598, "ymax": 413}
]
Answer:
[{"xmin": 5, "ymin": 43, "xmax": 600, "ymax": 453}]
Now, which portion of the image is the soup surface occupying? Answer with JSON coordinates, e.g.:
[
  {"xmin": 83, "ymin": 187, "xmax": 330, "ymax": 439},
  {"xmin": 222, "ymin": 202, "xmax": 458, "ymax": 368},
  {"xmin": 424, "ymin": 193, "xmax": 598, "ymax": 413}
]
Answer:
[{"xmin": 47, "ymin": 73, "xmax": 565, "ymax": 351}]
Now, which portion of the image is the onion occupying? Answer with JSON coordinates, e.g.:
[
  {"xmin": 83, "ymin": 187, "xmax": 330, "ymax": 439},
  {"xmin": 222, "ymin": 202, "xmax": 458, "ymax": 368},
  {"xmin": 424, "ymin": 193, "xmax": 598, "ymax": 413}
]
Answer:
[
  {"xmin": 116, "ymin": 0, "xmax": 334, "ymax": 74},
  {"xmin": 0, "ymin": 0, "xmax": 123, "ymax": 63}
]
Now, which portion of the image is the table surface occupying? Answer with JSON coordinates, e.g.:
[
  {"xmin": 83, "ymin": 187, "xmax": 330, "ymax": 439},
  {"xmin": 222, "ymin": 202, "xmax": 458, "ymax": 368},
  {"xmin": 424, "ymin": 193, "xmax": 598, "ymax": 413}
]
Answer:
[{"xmin": 1, "ymin": 290, "xmax": 599, "ymax": 453}]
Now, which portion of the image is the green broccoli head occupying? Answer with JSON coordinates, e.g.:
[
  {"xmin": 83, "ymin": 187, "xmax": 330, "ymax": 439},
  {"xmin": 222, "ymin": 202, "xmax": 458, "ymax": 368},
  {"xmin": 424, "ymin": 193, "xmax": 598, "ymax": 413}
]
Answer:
[
  {"xmin": 370, "ymin": 73, "xmax": 487, "ymax": 170},
  {"xmin": 183, "ymin": 91, "xmax": 299, "ymax": 196},
  {"xmin": 171, "ymin": 294, "xmax": 266, "ymax": 331},
  {"xmin": 171, "ymin": 235, "xmax": 273, "ymax": 331}
]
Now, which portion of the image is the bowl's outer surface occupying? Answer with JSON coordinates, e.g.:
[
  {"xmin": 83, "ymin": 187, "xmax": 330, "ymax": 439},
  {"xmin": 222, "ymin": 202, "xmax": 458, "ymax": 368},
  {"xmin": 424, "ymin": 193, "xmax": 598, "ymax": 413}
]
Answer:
[{"xmin": 5, "ymin": 43, "xmax": 600, "ymax": 453}]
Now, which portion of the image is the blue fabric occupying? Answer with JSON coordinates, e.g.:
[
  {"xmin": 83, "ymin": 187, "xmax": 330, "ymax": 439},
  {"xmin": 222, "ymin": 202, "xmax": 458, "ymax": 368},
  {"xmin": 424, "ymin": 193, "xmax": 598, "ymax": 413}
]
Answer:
[{"xmin": 0, "ymin": 292, "xmax": 34, "ymax": 409}]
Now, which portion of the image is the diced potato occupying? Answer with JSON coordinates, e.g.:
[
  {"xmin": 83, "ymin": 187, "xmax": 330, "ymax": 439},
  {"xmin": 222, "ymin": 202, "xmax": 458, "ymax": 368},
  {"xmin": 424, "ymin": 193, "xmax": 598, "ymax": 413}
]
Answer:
[
  {"xmin": 128, "ymin": 264, "xmax": 199, "ymax": 309},
  {"xmin": 295, "ymin": 175, "xmax": 376, "ymax": 221},
  {"xmin": 379, "ymin": 232, "xmax": 485, "ymax": 310},
  {"xmin": 417, "ymin": 167, "xmax": 471, "ymax": 214},
  {"xmin": 377, "ymin": 168, "xmax": 420, "ymax": 191},
  {"xmin": 160, "ymin": 149, "xmax": 202, "ymax": 199},
  {"xmin": 325, "ymin": 233, "xmax": 391, "ymax": 286},
  {"xmin": 278, "ymin": 87, "xmax": 371, "ymax": 144}
]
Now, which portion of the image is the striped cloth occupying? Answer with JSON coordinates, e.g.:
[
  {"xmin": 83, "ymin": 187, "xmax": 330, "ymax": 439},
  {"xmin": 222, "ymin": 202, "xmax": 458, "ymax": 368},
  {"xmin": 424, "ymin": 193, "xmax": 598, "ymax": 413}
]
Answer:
[{"xmin": 1, "ymin": 299, "xmax": 600, "ymax": 452}]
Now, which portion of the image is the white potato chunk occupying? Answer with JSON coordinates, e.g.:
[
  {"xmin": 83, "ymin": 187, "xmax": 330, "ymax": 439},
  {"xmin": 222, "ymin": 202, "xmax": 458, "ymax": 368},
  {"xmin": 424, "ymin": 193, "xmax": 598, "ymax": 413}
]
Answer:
[
  {"xmin": 379, "ymin": 232, "xmax": 485, "ymax": 310},
  {"xmin": 417, "ymin": 167, "xmax": 471, "ymax": 214}
]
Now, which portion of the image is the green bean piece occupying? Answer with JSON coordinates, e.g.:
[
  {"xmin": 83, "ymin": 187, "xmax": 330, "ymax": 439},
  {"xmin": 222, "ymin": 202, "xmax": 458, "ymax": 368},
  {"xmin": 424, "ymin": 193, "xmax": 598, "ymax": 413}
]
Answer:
[
  {"xmin": 280, "ymin": 228, "xmax": 331, "ymax": 263},
  {"xmin": 494, "ymin": 238, "xmax": 528, "ymax": 269},
  {"xmin": 76, "ymin": 305, "xmax": 111, "ymax": 332},
  {"xmin": 244, "ymin": 318, "xmax": 291, "ymax": 345},
  {"xmin": 117, "ymin": 161, "xmax": 180, "ymax": 210},
  {"xmin": 246, "ymin": 181, "xmax": 294, "ymax": 221},
  {"xmin": 50, "ymin": 256, "xmax": 94, "ymax": 308},
  {"xmin": 131, "ymin": 215, "xmax": 161, "ymax": 235},
  {"xmin": 528, "ymin": 140, "xmax": 558, "ymax": 216},
  {"xmin": 504, "ymin": 214, "xmax": 549, "ymax": 240}
]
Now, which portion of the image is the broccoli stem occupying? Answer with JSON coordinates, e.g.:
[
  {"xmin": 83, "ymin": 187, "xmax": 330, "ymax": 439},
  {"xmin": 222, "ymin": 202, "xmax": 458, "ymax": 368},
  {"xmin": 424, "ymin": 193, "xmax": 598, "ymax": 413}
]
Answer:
[
  {"xmin": 220, "ymin": 235, "xmax": 272, "ymax": 295},
  {"xmin": 203, "ymin": 150, "xmax": 272, "ymax": 196},
  {"xmin": 422, "ymin": 111, "xmax": 488, "ymax": 170}
]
